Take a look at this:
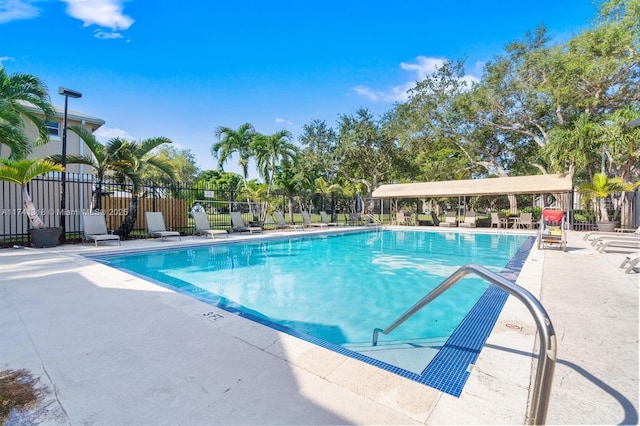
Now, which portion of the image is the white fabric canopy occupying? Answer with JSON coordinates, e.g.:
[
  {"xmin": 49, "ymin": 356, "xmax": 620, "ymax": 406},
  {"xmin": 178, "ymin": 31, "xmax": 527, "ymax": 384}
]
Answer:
[{"xmin": 371, "ymin": 174, "xmax": 573, "ymax": 199}]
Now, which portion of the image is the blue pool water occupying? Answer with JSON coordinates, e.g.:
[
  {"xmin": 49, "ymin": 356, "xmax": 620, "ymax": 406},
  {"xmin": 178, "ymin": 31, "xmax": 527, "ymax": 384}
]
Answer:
[{"xmin": 93, "ymin": 229, "xmax": 533, "ymax": 395}]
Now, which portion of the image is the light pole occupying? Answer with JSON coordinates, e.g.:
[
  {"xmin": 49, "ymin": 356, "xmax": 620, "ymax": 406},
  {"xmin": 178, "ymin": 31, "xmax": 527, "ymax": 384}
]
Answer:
[{"xmin": 58, "ymin": 87, "xmax": 82, "ymax": 243}]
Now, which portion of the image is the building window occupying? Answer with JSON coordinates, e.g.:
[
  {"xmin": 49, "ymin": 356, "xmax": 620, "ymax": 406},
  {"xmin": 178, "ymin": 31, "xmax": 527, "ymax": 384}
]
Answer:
[{"xmin": 46, "ymin": 121, "xmax": 60, "ymax": 139}]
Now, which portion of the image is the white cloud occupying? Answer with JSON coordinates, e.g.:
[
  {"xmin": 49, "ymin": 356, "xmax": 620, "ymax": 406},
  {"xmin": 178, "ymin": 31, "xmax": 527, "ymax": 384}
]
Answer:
[
  {"xmin": 0, "ymin": 0, "xmax": 41, "ymax": 23},
  {"xmin": 400, "ymin": 56, "xmax": 446, "ymax": 80},
  {"xmin": 94, "ymin": 125, "xmax": 136, "ymax": 142},
  {"xmin": 275, "ymin": 117, "xmax": 293, "ymax": 126},
  {"xmin": 61, "ymin": 0, "xmax": 133, "ymax": 31},
  {"xmin": 93, "ymin": 29, "xmax": 123, "ymax": 39},
  {"xmin": 0, "ymin": 55, "xmax": 13, "ymax": 64},
  {"xmin": 353, "ymin": 55, "xmax": 481, "ymax": 103}
]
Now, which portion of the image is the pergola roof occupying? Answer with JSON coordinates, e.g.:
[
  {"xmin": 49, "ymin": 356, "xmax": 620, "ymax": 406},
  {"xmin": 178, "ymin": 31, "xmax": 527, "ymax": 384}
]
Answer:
[{"xmin": 371, "ymin": 174, "xmax": 573, "ymax": 199}]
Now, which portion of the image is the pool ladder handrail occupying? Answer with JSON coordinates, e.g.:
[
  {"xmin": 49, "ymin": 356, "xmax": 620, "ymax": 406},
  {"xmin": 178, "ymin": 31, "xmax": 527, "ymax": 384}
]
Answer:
[{"xmin": 372, "ymin": 263, "xmax": 556, "ymax": 426}]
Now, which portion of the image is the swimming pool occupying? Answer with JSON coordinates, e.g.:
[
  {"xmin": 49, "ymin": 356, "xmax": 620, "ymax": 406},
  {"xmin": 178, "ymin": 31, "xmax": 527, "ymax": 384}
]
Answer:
[{"xmin": 93, "ymin": 229, "xmax": 534, "ymax": 396}]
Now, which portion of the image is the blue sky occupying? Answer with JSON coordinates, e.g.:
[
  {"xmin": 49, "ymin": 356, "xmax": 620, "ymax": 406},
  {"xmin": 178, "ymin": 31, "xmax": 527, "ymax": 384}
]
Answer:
[{"xmin": 1, "ymin": 0, "xmax": 598, "ymax": 178}]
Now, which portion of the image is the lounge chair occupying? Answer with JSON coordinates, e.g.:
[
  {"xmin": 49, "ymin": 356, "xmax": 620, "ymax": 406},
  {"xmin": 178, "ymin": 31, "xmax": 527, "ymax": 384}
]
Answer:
[
  {"xmin": 596, "ymin": 239, "xmax": 640, "ymax": 253},
  {"xmin": 193, "ymin": 211, "xmax": 228, "ymax": 239},
  {"xmin": 438, "ymin": 211, "xmax": 457, "ymax": 227},
  {"xmin": 301, "ymin": 211, "xmax": 328, "ymax": 228},
  {"xmin": 230, "ymin": 211, "xmax": 263, "ymax": 233},
  {"xmin": 83, "ymin": 212, "xmax": 121, "ymax": 246},
  {"xmin": 273, "ymin": 211, "xmax": 303, "ymax": 231},
  {"xmin": 145, "ymin": 212, "xmax": 181, "ymax": 241},
  {"xmin": 620, "ymin": 256, "xmax": 639, "ymax": 274},
  {"xmin": 584, "ymin": 226, "xmax": 640, "ymax": 243},
  {"xmin": 319, "ymin": 211, "xmax": 340, "ymax": 226},
  {"xmin": 458, "ymin": 210, "xmax": 476, "ymax": 228},
  {"xmin": 537, "ymin": 209, "xmax": 566, "ymax": 251},
  {"xmin": 491, "ymin": 212, "xmax": 508, "ymax": 228}
]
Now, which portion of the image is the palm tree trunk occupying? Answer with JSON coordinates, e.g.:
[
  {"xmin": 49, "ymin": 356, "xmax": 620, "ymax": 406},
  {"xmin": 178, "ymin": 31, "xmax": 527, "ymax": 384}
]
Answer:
[
  {"xmin": 22, "ymin": 185, "xmax": 45, "ymax": 229},
  {"xmin": 115, "ymin": 195, "xmax": 139, "ymax": 238}
]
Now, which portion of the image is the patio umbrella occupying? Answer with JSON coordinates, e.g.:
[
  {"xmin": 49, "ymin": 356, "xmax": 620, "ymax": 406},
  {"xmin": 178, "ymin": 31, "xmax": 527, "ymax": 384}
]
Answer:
[{"xmin": 355, "ymin": 192, "xmax": 363, "ymax": 213}]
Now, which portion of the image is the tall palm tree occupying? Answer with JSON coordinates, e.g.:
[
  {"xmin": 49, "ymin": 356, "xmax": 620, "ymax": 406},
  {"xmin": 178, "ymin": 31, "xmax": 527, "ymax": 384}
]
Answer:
[
  {"xmin": 0, "ymin": 158, "xmax": 64, "ymax": 228},
  {"xmin": 252, "ymin": 130, "xmax": 297, "ymax": 196},
  {"xmin": 49, "ymin": 125, "xmax": 134, "ymax": 212},
  {"xmin": 211, "ymin": 123, "xmax": 256, "ymax": 187},
  {"xmin": 50, "ymin": 129, "xmax": 174, "ymax": 237},
  {"xmin": 112, "ymin": 137, "xmax": 175, "ymax": 237},
  {"xmin": 0, "ymin": 67, "xmax": 56, "ymax": 159}
]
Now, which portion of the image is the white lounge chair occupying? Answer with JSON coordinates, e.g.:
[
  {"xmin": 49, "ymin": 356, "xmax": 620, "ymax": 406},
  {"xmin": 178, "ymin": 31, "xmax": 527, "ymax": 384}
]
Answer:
[
  {"xmin": 145, "ymin": 212, "xmax": 181, "ymax": 241},
  {"xmin": 620, "ymin": 256, "xmax": 639, "ymax": 274},
  {"xmin": 83, "ymin": 212, "xmax": 121, "ymax": 246},
  {"xmin": 458, "ymin": 210, "xmax": 476, "ymax": 228},
  {"xmin": 596, "ymin": 239, "xmax": 640, "ymax": 253},
  {"xmin": 301, "ymin": 211, "xmax": 328, "ymax": 228},
  {"xmin": 230, "ymin": 211, "xmax": 262, "ymax": 233},
  {"xmin": 193, "ymin": 211, "xmax": 228, "ymax": 239},
  {"xmin": 273, "ymin": 211, "xmax": 302, "ymax": 231},
  {"xmin": 438, "ymin": 211, "xmax": 457, "ymax": 227},
  {"xmin": 320, "ymin": 211, "xmax": 339, "ymax": 226},
  {"xmin": 583, "ymin": 226, "xmax": 639, "ymax": 241}
]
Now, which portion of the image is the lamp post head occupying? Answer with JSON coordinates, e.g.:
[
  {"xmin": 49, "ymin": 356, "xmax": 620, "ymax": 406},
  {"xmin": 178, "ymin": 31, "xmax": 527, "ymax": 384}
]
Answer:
[{"xmin": 58, "ymin": 87, "xmax": 82, "ymax": 99}]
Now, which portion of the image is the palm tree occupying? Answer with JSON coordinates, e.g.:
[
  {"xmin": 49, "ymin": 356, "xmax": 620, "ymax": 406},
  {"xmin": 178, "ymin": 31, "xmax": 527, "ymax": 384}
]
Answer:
[
  {"xmin": 313, "ymin": 176, "xmax": 341, "ymax": 215},
  {"xmin": 252, "ymin": 130, "xmax": 297, "ymax": 195},
  {"xmin": 579, "ymin": 173, "xmax": 636, "ymax": 224},
  {"xmin": 111, "ymin": 137, "xmax": 175, "ymax": 237},
  {"xmin": 0, "ymin": 67, "xmax": 56, "ymax": 159},
  {"xmin": 50, "ymin": 131, "xmax": 175, "ymax": 237},
  {"xmin": 211, "ymin": 123, "xmax": 256, "ymax": 187},
  {"xmin": 49, "ymin": 125, "xmax": 134, "ymax": 212},
  {"xmin": 0, "ymin": 158, "xmax": 64, "ymax": 228}
]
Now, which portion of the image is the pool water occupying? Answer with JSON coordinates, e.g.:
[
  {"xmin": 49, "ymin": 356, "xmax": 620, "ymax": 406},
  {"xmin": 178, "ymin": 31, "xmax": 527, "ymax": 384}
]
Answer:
[{"xmin": 96, "ymin": 230, "xmax": 529, "ymax": 350}]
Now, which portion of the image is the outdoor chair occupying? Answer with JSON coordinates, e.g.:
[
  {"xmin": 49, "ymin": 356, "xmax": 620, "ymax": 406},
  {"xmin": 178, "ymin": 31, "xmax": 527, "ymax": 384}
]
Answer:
[
  {"xmin": 458, "ymin": 210, "xmax": 476, "ymax": 228},
  {"xmin": 395, "ymin": 211, "xmax": 411, "ymax": 225},
  {"xmin": 438, "ymin": 211, "xmax": 457, "ymax": 227},
  {"xmin": 193, "ymin": 211, "xmax": 228, "ymax": 239},
  {"xmin": 145, "ymin": 212, "xmax": 181, "ymax": 241},
  {"xmin": 319, "ymin": 211, "xmax": 339, "ymax": 226},
  {"xmin": 230, "ymin": 211, "xmax": 263, "ymax": 233},
  {"xmin": 514, "ymin": 212, "xmax": 534, "ymax": 229},
  {"xmin": 301, "ymin": 211, "xmax": 328, "ymax": 228},
  {"xmin": 491, "ymin": 212, "xmax": 508, "ymax": 228},
  {"xmin": 537, "ymin": 209, "xmax": 566, "ymax": 251},
  {"xmin": 273, "ymin": 211, "xmax": 303, "ymax": 231},
  {"xmin": 83, "ymin": 212, "xmax": 121, "ymax": 247}
]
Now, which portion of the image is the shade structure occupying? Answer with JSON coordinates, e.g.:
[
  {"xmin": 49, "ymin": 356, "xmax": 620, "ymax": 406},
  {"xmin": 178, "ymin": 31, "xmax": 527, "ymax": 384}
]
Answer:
[{"xmin": 371, "ymin": 174, "xmax": 573, "ymax": 199}]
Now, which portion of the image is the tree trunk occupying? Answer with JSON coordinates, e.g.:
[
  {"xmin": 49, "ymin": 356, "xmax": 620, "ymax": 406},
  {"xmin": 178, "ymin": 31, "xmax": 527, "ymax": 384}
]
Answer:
[
  {"xmin": 115, "ymin": 196, "xmax": 139, "ymax": 238},
  {"xmin": 22, "ymin": 186, "xmax": 45, "ymax": 229}
]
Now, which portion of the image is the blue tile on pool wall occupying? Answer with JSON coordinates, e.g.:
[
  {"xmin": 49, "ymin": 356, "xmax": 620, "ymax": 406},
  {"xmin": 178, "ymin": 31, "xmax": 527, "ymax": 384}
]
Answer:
[{"xmin": 420, "ymin": 235, "xmax": 535, "ymax": 396}]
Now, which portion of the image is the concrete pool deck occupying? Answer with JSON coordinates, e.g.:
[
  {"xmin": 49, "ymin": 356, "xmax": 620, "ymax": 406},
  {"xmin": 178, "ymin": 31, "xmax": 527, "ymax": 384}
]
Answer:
[{"xmin": 1, "ymin": 228, "xmax": 638, "ymax": 425}]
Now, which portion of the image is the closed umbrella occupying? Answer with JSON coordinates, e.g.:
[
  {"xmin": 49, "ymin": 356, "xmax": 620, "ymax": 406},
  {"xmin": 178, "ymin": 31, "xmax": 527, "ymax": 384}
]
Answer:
[{"xmin": 355, "ymin": 192, "xmax": 363, "ymax": 213}]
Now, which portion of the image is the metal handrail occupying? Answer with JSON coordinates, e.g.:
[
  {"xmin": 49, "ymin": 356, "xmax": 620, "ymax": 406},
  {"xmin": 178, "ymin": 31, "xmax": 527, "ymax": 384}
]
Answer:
[{"xmin": 372, "ymin": 263, "xmax": 556, "ymax": 425}]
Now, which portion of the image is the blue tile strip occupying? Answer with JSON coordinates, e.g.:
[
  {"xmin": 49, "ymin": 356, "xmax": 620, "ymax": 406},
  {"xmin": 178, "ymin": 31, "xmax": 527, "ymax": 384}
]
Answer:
[{"xmin": 420, "ymin": 235, "xmax": 536, "ymax": 396}]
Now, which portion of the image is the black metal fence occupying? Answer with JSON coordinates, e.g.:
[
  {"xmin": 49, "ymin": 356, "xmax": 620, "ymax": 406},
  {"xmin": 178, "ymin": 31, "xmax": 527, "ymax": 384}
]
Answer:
[
  {"xmin": 4, "ymin": 173, "xmax": 622, "ymax": 248},
  {"xmin": 0, "ymin": 174, "xmax": 377, "ymax": 247}
]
